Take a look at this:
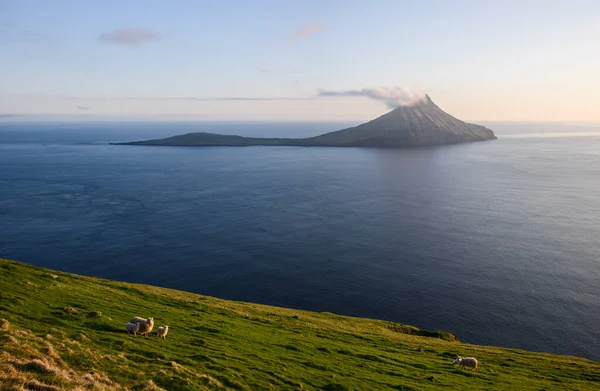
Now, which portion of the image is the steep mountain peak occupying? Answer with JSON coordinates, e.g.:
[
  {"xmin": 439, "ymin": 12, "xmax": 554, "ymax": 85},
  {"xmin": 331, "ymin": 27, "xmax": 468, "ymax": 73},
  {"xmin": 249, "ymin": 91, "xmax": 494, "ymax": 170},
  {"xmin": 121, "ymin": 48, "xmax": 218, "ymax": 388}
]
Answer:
[{"xmin": 309, "ymin": 95, "xmax": 496, "ymax": 147}]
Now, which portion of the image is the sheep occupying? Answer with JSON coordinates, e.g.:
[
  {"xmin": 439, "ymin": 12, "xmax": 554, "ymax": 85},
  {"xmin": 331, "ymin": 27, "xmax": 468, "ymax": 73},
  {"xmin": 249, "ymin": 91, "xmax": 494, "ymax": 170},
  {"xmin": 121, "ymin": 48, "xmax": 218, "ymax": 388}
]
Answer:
[
  {"xmin": 156, "ymin": 325, "xmax": 169, "ymax": 339},
  {"xmin": 129, "ymin": 317, "xmax": 154, "ymax": 337},
  {"xmin": 125, "ymin": 322, "xmax": 140, "ymax": 335},
  {"xmin": 139, "ymin": 318, "xmax": 154, "ymax": 337},
  {"xmin": 452, "ymin": 356, "xmax": 478, "ymax": 370}
]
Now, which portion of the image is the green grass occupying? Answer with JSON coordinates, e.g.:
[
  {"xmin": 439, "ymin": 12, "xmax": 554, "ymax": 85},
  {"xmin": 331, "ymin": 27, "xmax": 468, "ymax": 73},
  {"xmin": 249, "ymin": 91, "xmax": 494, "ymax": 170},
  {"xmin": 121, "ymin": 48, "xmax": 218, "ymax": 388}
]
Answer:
[{"xmin": 1, "ymin": 258, "xmax": 598, "ymax": 390}]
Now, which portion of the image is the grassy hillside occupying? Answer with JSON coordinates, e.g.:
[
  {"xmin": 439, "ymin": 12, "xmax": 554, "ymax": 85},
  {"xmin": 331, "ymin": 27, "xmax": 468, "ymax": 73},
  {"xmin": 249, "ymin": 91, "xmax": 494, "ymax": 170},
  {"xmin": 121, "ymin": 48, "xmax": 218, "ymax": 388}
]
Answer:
[{"xmin": 1, "ymin": 259, "xmax": 598, "ymax": 390}]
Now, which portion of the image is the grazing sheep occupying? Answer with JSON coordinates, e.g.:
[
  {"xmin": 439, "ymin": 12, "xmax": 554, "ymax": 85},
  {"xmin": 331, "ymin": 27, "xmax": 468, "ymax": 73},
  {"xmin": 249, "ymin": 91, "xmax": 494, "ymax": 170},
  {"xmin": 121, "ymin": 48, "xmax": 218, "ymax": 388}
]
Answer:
[
  {"xmin": 129, "ymin": 317, "xmax": 154, "ymax": 337},
  {"xmin": 141, "ymin": 321, "xmax": 154, "ymax": 337},
  {"xmin": 156, "ymin": 326, "xmax": 169, "ymax": 339},
  {"xmin": 125, "ymin": 322, "xmax": 140, "ymax": 335},
  {"xmin": 452, "ymin": 356, "xmax": 478, "ymax": 370}
]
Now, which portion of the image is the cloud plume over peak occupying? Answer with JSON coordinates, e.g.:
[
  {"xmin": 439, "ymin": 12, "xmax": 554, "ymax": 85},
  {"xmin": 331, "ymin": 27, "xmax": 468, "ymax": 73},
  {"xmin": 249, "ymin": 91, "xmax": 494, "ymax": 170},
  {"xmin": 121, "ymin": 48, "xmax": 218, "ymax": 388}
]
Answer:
[
  {"xmin": 289, "ymin": 22, "xmax": 325, "ymax": 41},
  {"xmin": 99, "ymin": 27, "xmax": 160, "ymax": 46},
  {"xmin": 318, "ymin": 87, "xmax": 426, "ymax": 108}
]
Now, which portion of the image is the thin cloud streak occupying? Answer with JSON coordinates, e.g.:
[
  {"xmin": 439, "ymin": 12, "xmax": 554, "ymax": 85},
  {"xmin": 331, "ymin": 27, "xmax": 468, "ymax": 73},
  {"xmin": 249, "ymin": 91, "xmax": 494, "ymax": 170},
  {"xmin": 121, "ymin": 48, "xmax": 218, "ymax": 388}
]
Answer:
[
  {"xmin": 0, "ymin": 22, "xmax": 52, "ymax": 45},
  {"xmin": 289, "ymin": 22, "xmax": 325, "ymax": 41},
  {"xmin": 57, "ymin": 95, "xmax": 315, "ymax": 102},
  {"xmin": 168, "ymin": 97, "xmax": 313, "ymax": 101},
  {"xmin": 2, "ymin": 93, "xmax": 315, "ymax": 102},
  {"xmin": 99, "ymin": 27, "xmax": 160, "ymax": 46}
]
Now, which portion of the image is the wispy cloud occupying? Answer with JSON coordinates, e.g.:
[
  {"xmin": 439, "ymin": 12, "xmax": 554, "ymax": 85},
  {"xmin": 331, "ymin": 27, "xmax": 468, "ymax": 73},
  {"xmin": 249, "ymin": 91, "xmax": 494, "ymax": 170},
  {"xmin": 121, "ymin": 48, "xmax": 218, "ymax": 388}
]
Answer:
[
  {"xmin": 289, "ymin": 22, "xmax": 325, "ymax": 41},
  {"xmin": 318, "ymin": 87, "xmax": 426, "ymax": 108},
  {"xmin": 77, "ymin": 105, "xmax": 91, "ymax": 110},
  {"xmin": 60, "ymin": 95, "xmax": 313, "ymax": 102},
  {"xmin": 14, "ymin": 29, "xmax": 49, "ymax": 43},
  {"xmin": 99, "ymin": 27, "xmax": 160, "ymax": 46},
  {"xmin": 7, "ymin": 92, "xmax": 316, "ymax": 103},
  {"xmin": 156, "ymin": 96, "xmax": 312, "ymax": 102},
  {"xmin": 0, "ymin": 22, "xmax": 51, "ymax": 45}
]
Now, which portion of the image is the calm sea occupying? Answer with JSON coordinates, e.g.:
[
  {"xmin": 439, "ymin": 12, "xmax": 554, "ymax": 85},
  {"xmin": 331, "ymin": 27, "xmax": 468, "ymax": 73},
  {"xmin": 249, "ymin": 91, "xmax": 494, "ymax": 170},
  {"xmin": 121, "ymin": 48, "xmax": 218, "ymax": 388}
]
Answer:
[{"xmin": 1, "ymin": 120, "xmax": 600, "ymax": 361}]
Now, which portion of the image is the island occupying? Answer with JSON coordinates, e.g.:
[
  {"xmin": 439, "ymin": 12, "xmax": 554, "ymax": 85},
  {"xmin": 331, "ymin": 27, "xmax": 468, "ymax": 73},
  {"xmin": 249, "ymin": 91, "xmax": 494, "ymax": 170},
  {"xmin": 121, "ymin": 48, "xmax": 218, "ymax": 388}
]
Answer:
[{"xmin": 115, "ymin": 95, "xmax": 496, "ymax": 148}]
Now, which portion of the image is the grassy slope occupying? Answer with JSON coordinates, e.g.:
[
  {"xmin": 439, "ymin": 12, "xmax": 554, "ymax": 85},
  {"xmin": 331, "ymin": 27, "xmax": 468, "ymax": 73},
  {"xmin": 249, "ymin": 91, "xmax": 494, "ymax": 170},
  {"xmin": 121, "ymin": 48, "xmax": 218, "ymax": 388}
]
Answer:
[{"xmin": 1, "ymin": 259, "xmax": 598, "ymax": 391}]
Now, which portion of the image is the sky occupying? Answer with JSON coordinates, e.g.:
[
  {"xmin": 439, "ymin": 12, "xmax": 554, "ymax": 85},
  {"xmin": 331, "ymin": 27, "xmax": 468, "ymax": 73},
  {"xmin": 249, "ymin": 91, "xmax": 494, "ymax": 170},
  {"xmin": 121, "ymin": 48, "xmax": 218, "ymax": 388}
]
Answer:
[{"xmin": 1, "ymin": 0, "xmax": 599, "ymax": 122}]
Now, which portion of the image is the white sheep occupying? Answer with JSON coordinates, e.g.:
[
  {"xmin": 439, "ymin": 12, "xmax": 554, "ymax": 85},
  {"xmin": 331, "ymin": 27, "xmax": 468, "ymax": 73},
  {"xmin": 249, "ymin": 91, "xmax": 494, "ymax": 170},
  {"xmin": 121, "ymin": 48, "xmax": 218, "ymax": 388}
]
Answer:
[
  {"xmin": 452, "ymin": 356, "xmax": 478, "ymax": 370},
  {"xmin": 125, "ymin": 322, "xmax": 140, "ymax": 335},
  {"xmin": 129, "ymin": 316, "xmax": 147, "ymax": 324},
  {"xmin": 156, "ymin": 325, "xmax": 169, "ymax": 339},
  {"xmin": 129, "ymin": 317, "xmax": 154, "ymax": 337}
]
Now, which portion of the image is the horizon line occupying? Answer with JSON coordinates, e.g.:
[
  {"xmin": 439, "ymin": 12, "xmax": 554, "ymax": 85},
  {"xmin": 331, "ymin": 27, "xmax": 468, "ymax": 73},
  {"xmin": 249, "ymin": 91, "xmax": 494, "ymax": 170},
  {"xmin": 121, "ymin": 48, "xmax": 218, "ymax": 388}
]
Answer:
[{"xmin": 1, "ymin": 114, "xmax": 600, "ymax": 126}]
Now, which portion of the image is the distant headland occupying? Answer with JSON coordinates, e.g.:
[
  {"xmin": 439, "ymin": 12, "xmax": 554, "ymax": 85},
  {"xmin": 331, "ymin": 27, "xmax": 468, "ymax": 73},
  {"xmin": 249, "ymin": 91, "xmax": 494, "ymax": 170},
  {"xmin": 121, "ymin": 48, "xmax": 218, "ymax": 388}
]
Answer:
[{"xmin": 115, "ymin": 95, "xmax": 496, "ymax": 148}]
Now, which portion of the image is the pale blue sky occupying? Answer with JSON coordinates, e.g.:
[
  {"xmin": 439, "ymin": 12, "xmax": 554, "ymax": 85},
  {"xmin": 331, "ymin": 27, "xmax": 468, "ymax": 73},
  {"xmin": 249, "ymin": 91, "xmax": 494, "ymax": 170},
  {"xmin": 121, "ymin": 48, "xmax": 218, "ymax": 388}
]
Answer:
[{"xmin": 1, "ymin": 0, "xmax": 599, "ymax": 121}]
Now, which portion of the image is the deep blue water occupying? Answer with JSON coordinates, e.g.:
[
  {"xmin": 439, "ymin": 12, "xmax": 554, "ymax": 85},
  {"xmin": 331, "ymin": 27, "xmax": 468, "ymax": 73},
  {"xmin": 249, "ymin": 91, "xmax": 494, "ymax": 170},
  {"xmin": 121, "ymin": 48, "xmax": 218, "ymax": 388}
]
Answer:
[{"xmin": 1, "ymin": 120, "xmax": 600, "ymax": 361}]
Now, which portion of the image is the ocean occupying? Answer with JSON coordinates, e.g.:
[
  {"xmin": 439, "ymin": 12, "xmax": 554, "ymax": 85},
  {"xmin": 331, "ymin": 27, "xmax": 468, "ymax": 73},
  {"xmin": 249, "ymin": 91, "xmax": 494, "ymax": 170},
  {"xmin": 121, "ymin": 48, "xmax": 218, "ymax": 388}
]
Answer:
[{"xmin": 1, "ymin": 120, "xmax": 600, "ymax": 361}]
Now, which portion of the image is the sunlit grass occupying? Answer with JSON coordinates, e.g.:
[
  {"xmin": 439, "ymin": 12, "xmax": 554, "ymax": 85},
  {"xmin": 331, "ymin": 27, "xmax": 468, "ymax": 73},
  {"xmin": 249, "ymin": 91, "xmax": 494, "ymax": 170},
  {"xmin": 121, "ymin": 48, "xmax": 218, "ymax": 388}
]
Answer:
[{"xmin": 1, "ymin": 258, "xmax": 598, "ymax": 390}]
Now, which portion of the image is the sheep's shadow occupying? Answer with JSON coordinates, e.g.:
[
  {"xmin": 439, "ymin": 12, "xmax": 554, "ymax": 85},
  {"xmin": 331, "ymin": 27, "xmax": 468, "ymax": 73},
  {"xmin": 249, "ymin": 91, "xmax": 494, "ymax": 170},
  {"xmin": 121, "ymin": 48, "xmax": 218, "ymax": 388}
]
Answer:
[{"xmin": 82, "ymin": 320, "xmax": 123, "ymax": 333}]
